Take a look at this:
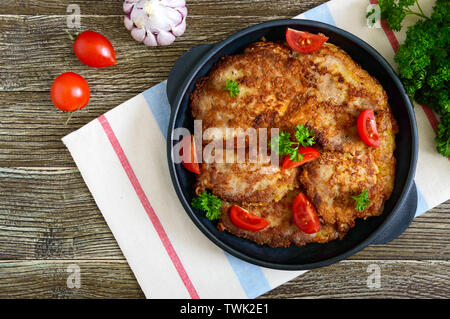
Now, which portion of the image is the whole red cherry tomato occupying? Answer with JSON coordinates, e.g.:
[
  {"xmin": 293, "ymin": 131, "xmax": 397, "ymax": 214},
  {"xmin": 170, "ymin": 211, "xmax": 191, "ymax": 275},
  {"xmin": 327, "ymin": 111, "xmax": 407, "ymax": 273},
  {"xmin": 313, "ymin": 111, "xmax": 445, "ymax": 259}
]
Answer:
[
  {"xmin": 73, "ymin": 30, "xmax": 116, "ymax": 68},
  {"xmin": 50, "ymin": 72, "xmax": 90, "ymax": 112}
]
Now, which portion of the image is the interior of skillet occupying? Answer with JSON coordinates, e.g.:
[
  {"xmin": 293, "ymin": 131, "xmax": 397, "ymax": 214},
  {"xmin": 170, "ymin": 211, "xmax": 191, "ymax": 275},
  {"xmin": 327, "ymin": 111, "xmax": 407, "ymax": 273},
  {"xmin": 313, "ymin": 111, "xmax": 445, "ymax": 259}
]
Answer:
[{"xmin": 171, "ymin": 21, "xmax": 415, "ymax": 268}]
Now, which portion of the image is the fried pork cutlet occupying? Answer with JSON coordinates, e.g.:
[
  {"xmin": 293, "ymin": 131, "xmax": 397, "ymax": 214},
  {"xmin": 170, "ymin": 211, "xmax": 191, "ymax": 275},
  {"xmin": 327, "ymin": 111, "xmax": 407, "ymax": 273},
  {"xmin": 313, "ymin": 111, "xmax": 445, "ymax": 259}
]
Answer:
[
  {"xmin": 190, "ymin": 40, "xmax": 397, "ymax": 247},
  {"xmin": 283, "ymin": 43, "xmax": 398, "ymax": 154},
  {"xmin": 190, "ymin": 41, "xmax": 308, "ymax": 143},
  {"xmin": 299, "ymin": 151, "xmax": 388, "ymax": 233},
  {"xmin": 196, "ymin": 151, "xmax": 299, "ymax": 204},
  {"xmin": 217, "ymin": 190, "xmax": 343, "ymax": 248}
]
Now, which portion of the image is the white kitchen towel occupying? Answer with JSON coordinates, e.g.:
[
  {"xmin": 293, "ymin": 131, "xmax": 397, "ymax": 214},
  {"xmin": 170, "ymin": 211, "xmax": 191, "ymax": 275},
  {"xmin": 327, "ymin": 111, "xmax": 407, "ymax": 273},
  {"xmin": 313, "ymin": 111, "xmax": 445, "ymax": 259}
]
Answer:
[{"xmin": 62, "ymin": 0, "xmax": 448, "ymax": 299}]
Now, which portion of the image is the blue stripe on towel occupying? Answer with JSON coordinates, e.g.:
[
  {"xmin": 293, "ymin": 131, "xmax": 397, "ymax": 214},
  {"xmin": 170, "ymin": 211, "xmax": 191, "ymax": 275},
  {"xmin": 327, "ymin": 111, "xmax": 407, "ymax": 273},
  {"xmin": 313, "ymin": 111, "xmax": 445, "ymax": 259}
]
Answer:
[
  {"xmin": 142, "ymin": 81, "xmax": 171, "ymax": 137},
  {"xmin": 415, "ymin": 185, "xmax": 429, "ymax": 217},
  {"xmin": 142, "ymin": 81, "xmax": 271, "ymax": 298},
  {"xmin": 303, "ymin": 3, "xmax": 336, "ymax": 26},
  {"xmin": 225, "ymin": 253, "xmax": 271, "ymax": 299}
]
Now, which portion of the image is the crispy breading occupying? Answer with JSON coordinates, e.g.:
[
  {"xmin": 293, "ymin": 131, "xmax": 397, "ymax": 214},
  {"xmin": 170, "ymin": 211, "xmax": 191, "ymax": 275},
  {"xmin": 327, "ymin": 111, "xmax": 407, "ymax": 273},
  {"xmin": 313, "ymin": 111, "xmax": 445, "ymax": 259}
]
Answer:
[
  {"xmin": 217, "ymin": 190, "xmax": 343, "ymax": 248},
  {"xmin": 283, "ymin": 43, "xmax": 398, "ymax": 154},
  {"xmin": 299, "ymin": 151, "xmax": 386, "ymax": 233},
  {"xmin": 190, "ymin": 40, "xmax": 397, "ymax": 247},
  {"xmin": 196, "ymin": 151, "xmax": 299, "ymax": 204},
  {"xmin": 190, "ymin": 41, "xmax": 308, "ymax": 143}
]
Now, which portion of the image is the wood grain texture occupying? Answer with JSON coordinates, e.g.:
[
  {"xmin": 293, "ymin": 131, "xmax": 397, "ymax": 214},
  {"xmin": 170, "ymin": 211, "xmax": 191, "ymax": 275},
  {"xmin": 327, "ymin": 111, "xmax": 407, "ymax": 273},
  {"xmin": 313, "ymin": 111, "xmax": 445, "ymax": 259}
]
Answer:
[
  {"xmin": 0, "ymin": 0, "xmax": 319, "ymax": 16},
  {"xmin": 262, "ymin": 260, "xmax": 450, "ymax": 299},
  {"xmin": 0, "ymin": 167, "xmax": 449, "ymax": 261},
  {"xmin": 0, "ymin": 92, "xmax": 137, "ymax": 166},
  {"xmin": 0, "ymin": 14, "xmax": 299, "ymax": 93},
  {"xmin": 0, "ymin": 260, "xmax": 144, "ymax": 298},
  {"xmin": 0, "ymin": 260, "xmax": 447, "ymax": 298},
  {"xmin": 0, "ymin": 0, "xmax": 448, "ymax": 299}
]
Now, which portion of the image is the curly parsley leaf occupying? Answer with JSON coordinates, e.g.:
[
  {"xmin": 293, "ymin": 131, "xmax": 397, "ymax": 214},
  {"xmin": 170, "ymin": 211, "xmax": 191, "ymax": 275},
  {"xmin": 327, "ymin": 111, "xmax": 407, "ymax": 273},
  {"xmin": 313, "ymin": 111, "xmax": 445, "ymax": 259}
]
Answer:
[
  {"xmin": 436, "ymin": 111, "xmax": 450, "ymax": 157},
  {"xmin": 225, "ymin": 79, "xmax": 240, "ymax": 97},
  {"xmin": 379, "ymin": 0, "xmax": 427, "ymax": 32},
  {"xmin": 295, "ymin": 124, "xmax": 315, "ymax": 147},
  {"xmin": 378, "ymin": 0, "xmax": 449, "ymax": 157},
  {"xmin": 351, "ymin": 189, "xmax": 371, "ymax": 212},
  {"xmin": 191, "ymin": 191, "xmax": 222, "ymax": 221},
  {"xmin": 366, "ymin": 8, "xmax": 378, "ymax": 27},
  {"xmin": 270, "ymin": 125, "xmax": 315, "ymax": 162}
]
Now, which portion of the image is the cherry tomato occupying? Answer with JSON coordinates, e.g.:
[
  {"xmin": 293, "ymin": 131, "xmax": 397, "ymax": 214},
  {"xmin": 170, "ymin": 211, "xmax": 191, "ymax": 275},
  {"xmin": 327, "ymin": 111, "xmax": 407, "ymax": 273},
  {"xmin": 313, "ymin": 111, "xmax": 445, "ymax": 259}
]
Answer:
[
  {"xmin": 73, "ymin": 30, "xmax": 116, "ymax": 68},
  {"xmin": 292, "ymin": 193, "xmax": 321, "ymax": 234},
  {"xmin": 180, "ymin": 135, "xmax": 201, "ymax": 174},
  {"xmin": 286, "ymin": 28, "xmax": 329, "ymax": 53},
  {"xmin": 357, "ymin": 109, "xmax": 380, "ymax": 147},
  {"xmin": 229, "ymin": 205, "xmax": 270, "ymax": 231},
  {"xmin": 282, "ymin": 147, "xmax": 320, "ymax": 169},
  {"xmin": 50, "ymin": 72, "xmax": 90, "ymax": 112}
]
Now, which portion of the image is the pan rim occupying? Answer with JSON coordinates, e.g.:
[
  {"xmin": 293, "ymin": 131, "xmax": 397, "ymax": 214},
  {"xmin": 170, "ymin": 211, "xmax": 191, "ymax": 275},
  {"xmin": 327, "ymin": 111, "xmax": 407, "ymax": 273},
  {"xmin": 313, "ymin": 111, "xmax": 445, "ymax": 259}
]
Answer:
[{"xmin": 166, "ymin": 19, "xmax": 418, "ymax": 270}]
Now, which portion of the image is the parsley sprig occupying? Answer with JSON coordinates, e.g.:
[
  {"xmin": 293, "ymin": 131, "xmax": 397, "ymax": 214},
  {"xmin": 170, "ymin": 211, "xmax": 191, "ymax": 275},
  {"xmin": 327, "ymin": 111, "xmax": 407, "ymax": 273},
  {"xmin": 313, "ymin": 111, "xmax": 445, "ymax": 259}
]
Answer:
[
  {"xmin": 271, "ymin": 125, "xmax": 315, "ymax": 162},
  {"xmin": 225, "ymin": 79, "xmax": 240, "ymax": 97},
  {"xmin": 373, "ymin": 0, "xmax": 449, "ymax": 157},
  {"xmin": 376, "ymin": 0, "xmax": 428, "ymax": 32},
  {"xmin": 351, "ymin": 189, "xmax": 371, "ymax": 212},
  {"xmin": 191, "ymin": 191, "xmax": 222, "ymax": 220}
]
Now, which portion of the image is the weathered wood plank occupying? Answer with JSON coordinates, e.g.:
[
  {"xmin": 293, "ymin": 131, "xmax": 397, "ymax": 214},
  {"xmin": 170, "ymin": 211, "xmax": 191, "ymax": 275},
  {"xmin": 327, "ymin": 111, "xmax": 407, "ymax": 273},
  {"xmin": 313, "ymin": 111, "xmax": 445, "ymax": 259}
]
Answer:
[
  {"xmin": 0, "ymin": 12, "xmax": 321, "ymax": 92},
  {"xmin": 0, "ymin": 168, "xmax": 124, "ymax": 260},
  {"xmin": 262, "ymin": 260, "xmax": 450, "ymax": 299},
  {"xmin": 0, "ymin": 0, "xmax": 448, "ymax": 300},
  {"xmin": 0, "ymin": 260, "xmax": 144, "ymax": 298},
  {"xmin": 0, "ymin": 0, "xmax": 320, "ymax": 16},
  {"xmin": 0, "ymin": 167, "xmax": 448, "ymax": 261},
  {"xmin": 0, "ymin": 92, "xmax": 137, "ymax": 166},
  {"xmin": 0, "ymin": 259, "xmax": 447, "ymax": 298}
]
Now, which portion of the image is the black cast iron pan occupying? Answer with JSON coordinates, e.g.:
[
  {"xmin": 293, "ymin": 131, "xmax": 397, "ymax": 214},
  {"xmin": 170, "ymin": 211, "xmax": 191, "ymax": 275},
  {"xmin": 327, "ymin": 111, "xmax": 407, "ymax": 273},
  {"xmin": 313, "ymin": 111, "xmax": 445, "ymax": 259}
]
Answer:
[{"xmin": 166, "ymin": 19, "xmax": 418, "ymax": 270}]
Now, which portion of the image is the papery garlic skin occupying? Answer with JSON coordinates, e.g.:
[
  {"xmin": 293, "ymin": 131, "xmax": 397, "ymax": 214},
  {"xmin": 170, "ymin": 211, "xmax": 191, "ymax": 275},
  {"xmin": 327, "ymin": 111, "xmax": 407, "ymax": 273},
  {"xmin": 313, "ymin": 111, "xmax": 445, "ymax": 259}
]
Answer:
[{"xmin": 123, "ymin": 0, "xmax": 187, "ymax": 46}]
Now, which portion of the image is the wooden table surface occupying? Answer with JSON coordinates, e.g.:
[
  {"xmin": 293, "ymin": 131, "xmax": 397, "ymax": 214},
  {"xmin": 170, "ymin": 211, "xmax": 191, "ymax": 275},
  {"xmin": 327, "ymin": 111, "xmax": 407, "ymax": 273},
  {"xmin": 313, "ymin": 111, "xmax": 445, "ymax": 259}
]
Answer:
[{"xmin": 0, "ymin": 0, "xmax": 448, "ymax": 299}]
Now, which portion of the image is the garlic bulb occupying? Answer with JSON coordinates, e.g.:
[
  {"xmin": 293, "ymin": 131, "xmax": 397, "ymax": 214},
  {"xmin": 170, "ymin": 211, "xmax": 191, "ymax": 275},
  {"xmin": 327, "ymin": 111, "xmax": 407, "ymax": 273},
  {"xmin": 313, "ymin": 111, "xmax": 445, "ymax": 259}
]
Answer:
[{"xmin": 123, "ymin": 0, "xmax": 187, "ymax": 46}]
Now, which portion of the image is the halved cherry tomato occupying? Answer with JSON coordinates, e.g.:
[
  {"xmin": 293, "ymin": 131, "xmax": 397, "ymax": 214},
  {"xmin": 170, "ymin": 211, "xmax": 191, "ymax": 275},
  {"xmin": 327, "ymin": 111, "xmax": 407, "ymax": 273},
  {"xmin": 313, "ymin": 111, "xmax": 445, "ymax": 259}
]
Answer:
[
  {"xmin": 282, "ymin": 147, "xmax": 320, "ymax": 169},
  {"xmin": 73, "ymin": 30, "xmax": 116, "ymax": 68},
  {"xmin": 357, "ymin": 109, "xmax": 380, "ymax": 148},
  {"xmin": 50, "ymin": 72, "xmax": 90, "ymax": 112},
  {"xmin": 292, "ymin": 193, "xmax": 321, "ymax": 234},
  {"xmin": 229, "ymin": 206, "xmax": 270, "ymax": 231},
  {"xmin": 286, "ymin": 28, "xmax": 329, "ymax": 53},
  {"xmin": 179, "ymin": 135, "xmax": 200, "ymax": 174}
]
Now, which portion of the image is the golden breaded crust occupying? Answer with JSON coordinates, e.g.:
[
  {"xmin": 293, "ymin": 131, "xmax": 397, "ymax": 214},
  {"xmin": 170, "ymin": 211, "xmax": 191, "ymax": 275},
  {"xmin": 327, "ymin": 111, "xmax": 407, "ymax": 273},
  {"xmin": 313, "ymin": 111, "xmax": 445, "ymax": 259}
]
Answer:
[
  {"xmin": 217, "ymin": 190, "xmax": 343, "ymax": 248},
  {"xmin": 191, "ymin": 40, "xmax": 397, "ymax": 247},
  {"xmin": 190, "ymin": 41, "xmax": 309, "ymax": 143},
  {"xmin": 299, "ymin": 151, "xmax": 386, "ymax": 233},
  {"xmin": 283, "ymin": 43, "xmax": 398, "ymax": 154},
  {"xmin": 196, "ymin": 152, "xmax": 299, "ymax": 204}
]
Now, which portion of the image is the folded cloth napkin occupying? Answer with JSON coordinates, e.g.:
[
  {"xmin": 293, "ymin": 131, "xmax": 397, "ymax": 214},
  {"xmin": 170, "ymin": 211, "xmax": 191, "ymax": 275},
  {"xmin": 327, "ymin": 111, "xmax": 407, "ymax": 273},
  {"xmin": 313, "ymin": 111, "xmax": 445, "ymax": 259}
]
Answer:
[{"xmin": 63, "ymin": 0, "xmax": 449, "ymax": 299}]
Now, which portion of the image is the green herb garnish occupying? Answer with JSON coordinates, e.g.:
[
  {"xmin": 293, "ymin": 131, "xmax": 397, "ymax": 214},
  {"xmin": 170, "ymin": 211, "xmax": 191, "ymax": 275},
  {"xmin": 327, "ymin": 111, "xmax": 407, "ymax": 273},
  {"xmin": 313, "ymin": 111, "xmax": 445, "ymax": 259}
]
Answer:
[
  {"xmin": 225, "ymin": 79, "xmax": 240, "ymax": 97},
  {"xmin": 351, "ymin": 189, "xmax": 370, "ymax": 212},
  {"xmin": 271, "ymin": 124, "xmax": 315, "ymax": 162},
  {"xmin": 191, "ymin": 191, "xmax": 222, "ymax": 220},
  {"xmin": 377, "ymin": 0, "xmax": 428, "ymax": 32},
  {"xmin": 436, "ymin": 113, "xmax": 450, "ymax": 157},
  {"xmin": 366, "ymin": 8, "xmax": 377, "ymax": 26},
  {"xmin": 376, "ymin": 0, "xmax": 449, "ymax": 157}
]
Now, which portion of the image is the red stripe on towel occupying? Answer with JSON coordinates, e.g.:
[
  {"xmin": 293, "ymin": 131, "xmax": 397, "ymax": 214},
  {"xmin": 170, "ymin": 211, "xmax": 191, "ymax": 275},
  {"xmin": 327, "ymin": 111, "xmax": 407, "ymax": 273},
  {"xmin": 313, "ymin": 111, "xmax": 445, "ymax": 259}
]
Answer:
[
  {"xmin": 369, "ymin": 0, "xmax": 400, "ymax": 52},
  {"xmin": 379, "ymin": 18, "xmax": 399, "ymax": 53},
  {"xmin": 420, "ymin": 104, "xmax": 439, "ymax": 131},
  {"xmin": 98, "ymin": 114, "xmax": 200, "ymax": 299}
]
